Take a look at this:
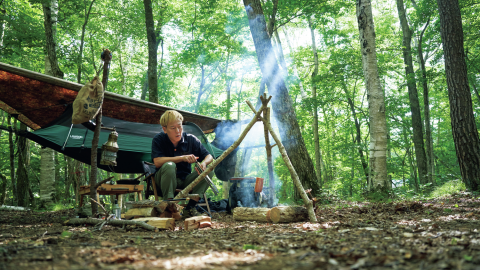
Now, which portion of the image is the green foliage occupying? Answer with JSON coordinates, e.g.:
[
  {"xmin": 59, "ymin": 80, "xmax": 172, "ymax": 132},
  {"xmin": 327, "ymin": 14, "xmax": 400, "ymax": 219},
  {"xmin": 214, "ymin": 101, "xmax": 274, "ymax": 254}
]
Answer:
[
  {"xmin": 243, "ymin": 244, "xmax": 260, "ymax": 250},
  {"xmin": 429, "ymin": 180, "xmax": 466, "ymax": 199},
  {"xmin": 60, "ymin": 231, "xmax": 73, "ymax": 238}
]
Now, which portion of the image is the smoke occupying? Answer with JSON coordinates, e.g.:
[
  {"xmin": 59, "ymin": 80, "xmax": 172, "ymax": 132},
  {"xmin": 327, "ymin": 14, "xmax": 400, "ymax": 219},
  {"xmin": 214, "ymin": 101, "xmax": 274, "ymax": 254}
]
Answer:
[{"xmin": 212, "ymin": 118, "xmax": 281, "ymax": 207}]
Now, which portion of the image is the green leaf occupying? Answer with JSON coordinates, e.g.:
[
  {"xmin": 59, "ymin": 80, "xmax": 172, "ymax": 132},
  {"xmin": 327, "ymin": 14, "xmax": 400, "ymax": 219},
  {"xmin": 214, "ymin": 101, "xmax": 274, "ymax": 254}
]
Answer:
[
  {"xmin": 243, "ymin": 244, "xmax": 259, "ymax": 250},
  {"xmin": 455, "ymin": 204, "xmax": 459, "ymax": 208},
  {"xmin": 464, "ymin": 255, "xmax": 473, "ymax": 261},
  {"xmin": 451, "ymin": 238, "xmax": 457, "ymax": 245},
  {"xmin": 61, "ymin": 231, "xmax": 73, "ymax": 238}
]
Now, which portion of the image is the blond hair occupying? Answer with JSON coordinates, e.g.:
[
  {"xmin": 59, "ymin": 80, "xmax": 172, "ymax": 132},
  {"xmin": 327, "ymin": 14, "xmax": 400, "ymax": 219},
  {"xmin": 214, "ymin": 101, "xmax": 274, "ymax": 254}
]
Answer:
[{"xmin": 160, "ymin": 110, "xmax": 183, "ymax": 127}]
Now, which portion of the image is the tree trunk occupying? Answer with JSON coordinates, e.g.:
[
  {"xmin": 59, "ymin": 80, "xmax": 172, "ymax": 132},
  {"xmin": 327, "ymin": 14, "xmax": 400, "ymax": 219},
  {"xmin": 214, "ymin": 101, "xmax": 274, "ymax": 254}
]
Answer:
[
  {"xmin": 65, "ymin": 156, "xmax": 74, "ymax": 203},
  {"xmin": 41, "ymin": 0, "xmax": 62, "ymax": 207},
  {"xmin": 144, "ymin": 0, "xmax": 158, "ymax": 103},
  {"xmin": 436, "ymin": 0, "xmax": 480, "ymax": 190},
  {"xmin": 77, "ymin": 0, "xmax": 95, "ymax": 83},
  {"xmin": 42, "ymin": 0, "xmax": 63, "ymax": 79},
  {"xmin": 0, "ymin": 173, "xmax": 6, "ymax": 205},
  {"xmin": 356, "ymin": 0, "xmax": 389, "ymax": 190},
  {"xmin": 16, "ymin": 123, "xmax": 29, "ymax": 207},
  {"xmin": 417, "ymin": 18, "xmax": 434, "ymax": 185},
  {"xmin": 39, "ymin": 147, "xmax": 55, "ymax": 207},
  {"xmin": 308, "ymin": 17, "xmax": 322, "ymax": 188},
  {"xmin": 343, "ymin": 78, "xmax": 369, "ymax": 183},
  {"xmin": 396, "ymin": 0, "xmax": 428, "ymax": 185},
  {"xmin": 243, "ymin": 0, "xmax": 321, "ymax": 197},
  {"xmin": 141, "ymin": 71, "xmax": 148, "ymax": 101},
  {"xmin": 8, "ymin": 115, "xmax": 16, "ymax": 204},
  {"xmin": 0, "ymin": 4, "xmax": 5, "ymax": 48}
]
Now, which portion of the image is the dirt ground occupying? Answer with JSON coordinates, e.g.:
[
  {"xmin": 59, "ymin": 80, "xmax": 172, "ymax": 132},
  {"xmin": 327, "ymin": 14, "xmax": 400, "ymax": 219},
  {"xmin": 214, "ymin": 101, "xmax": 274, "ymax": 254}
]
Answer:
[{"xmin": 1, "ymin": 193, "xmax": 480, "ymax": 270}]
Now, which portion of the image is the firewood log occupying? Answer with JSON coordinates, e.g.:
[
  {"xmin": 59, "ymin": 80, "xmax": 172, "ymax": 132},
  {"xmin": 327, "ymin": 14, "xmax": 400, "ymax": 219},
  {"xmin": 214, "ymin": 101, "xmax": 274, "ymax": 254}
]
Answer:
[
  {"xmin": 199, "ymin": 221, "xmax": 212, "ymax": 228},
  {"xmin": 184, "ymin": 216, "xmax": 211, "ymax": 231},
  {"xmin": 132, "ymin": 217, "xmax": 175, "ymax": 230},
  {"xmin": 269, "ymin": 206, "xmax": 308, "ymax": 223},
  {"xmin": 124, "ymin": 207, "xmax": 158, "ymax": 219},
  {"xmin": 233, "ymin": 207, "xmax": 272, "ymax": 222}
]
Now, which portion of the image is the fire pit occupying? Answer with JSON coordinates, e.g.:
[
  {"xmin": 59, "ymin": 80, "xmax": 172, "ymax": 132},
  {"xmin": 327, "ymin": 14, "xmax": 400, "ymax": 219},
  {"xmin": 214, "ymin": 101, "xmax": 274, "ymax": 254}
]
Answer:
[{"xmin": 228, "ymin": 177, "xmax": 269, "ymax": 210}]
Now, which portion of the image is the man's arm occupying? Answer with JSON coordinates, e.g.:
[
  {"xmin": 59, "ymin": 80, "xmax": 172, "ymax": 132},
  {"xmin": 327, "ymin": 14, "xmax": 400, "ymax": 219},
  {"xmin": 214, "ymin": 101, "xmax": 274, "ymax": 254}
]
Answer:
[
  {"xmin": 153, "ymin": 155, "xmax": 199, "ymax": 169},
  {"xmin": 199, "ymin": 154, "xmax": 213, "ymax": 170}
]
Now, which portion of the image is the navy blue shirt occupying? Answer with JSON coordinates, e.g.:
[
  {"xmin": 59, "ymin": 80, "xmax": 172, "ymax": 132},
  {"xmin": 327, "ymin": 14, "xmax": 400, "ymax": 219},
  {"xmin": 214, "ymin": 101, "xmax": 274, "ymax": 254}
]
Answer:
[{"xmin": 151, "ymin": 132, "xmax": 210, "ymax": 180}]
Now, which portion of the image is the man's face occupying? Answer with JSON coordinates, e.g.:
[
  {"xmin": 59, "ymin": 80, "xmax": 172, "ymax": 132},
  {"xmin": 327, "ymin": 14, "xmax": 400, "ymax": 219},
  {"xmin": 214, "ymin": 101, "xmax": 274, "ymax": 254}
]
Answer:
[{"xmin": 163, "ymin": 119, "xmax": 183, "ymax": 145}]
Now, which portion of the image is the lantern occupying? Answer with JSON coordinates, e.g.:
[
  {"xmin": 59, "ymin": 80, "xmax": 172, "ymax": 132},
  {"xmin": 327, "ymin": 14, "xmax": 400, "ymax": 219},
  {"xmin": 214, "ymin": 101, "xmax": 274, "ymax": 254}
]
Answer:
[{"xmin": 100, "ymin": 129, "xmax": 119, "ymax": 166}]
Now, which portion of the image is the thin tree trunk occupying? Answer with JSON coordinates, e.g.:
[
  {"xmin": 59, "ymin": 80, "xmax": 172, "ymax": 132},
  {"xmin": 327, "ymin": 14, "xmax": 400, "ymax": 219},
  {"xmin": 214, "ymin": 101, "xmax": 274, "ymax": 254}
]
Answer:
[
  {"xmin": 308, "ymin": 17, "xmax": 322, "ymax": 188},
  {"xmin": 7, "ymin": 115, "xmax": 16, "ymax": 204},
  {"xmin": 0, "ymin": 4, "xmax": 5, "ymax": 48},
  {"xmin": 41, "ymin": 0, "xmax": 62, "ymax": 208},
  {"xmin": 417, "ymin": 18, "xmax": 434, "ymax": 185},
  {"xmin": 356, "ymin": 0, "xmax": 389, "ymax": 190},
  {"xmin": 0, "ymin": 173, "xmax": 6, "ymax": 205},
  {"xmin": 144, "ymin": 0, "xmax": 159, "ymax": 103},
  {"xmin": 243, "ymin": 0, "xmax": 321, "ymax": 197},
  {"xmin": 118, "ymin": 45, "xmax": 127, "ymax": 95},
  {"xmin": 396, "ymin": 0, "xmax": 428, "ymax": 185},
  {"xmin": 39, "ymin": 147, "xmax": 55, "ymax": 207},
  {"xmin": 141, "ymin": 71, "xmax": 148, "ymax": 101},
  {"xmin": 77, "ymin": 0, "xmax": 95, "ymax": 83},
  {"xmin": 436, "ymin": 0, "xmax": 480, "ymax": 190},
  {"xmin": 16, "ymin": 123, "xmax": 29, "ymax": 207},
  {"xmin": 42, "ymin": 0, "xmax": 63, "ymax": 78},
  {"xmin": 343, "ymin": 77, "xmax": 369, "ymax": 183}
]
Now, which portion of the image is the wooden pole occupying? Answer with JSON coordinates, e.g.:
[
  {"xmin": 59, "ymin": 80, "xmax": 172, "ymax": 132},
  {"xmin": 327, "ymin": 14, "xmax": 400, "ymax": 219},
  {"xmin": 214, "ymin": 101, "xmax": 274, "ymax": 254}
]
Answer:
[
  {"xmin": 90, "ymin": 49, "xmax": 111, "ymax": 216},
  {"xmin": 263, "ymin": 107, "xmax": 276, "ymax": 206},
  {"xmin": 174, "ymin": 96, "xmax": 272, "ymax": 199},
  {"xmin": 246, "ymin": 95, "xmax": 317, "ymax": 222}
]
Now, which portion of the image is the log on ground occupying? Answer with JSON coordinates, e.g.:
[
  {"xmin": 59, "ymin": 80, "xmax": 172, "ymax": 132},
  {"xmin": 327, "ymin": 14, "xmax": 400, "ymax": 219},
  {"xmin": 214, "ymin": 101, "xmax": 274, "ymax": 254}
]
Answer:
[
  {"xmin": 184, "ymin": 216, "xmax": 211, "ymax": 231},
  {"xmin": 233, "ymin": 207, "xmax": 272, "ymax": 222},
  {"xmin": 124, "ymin": 207, "xmax": 158, "ymax": 219},
  {"xmin": 132, "ymin": 217, "xmax": 175, "ymax": 230},
  {"xmin": 65, "ymin": 218, "xmax": 156, "ymax": 231},
  {"xmin": 270, "ymin": 206, "xmax": 308, "ymax": 223}
]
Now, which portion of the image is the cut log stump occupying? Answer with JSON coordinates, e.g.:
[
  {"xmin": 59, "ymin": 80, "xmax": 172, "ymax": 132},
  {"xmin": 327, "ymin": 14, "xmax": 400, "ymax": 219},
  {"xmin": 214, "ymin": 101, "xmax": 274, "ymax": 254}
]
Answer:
[
  {"xmin": 132, "ymin": 217, "xmax": 175, "ymax": 230},
  {"xmin": 270, "ymin": 206, "xmax": 308, "ymax": 223},
  {"xmin": 124, "ymin": 207, "xmax": 158, "ymax": 219},
  {"xmin": 184, "ymin": 216, "xmax": 211, "ymax": 231},
  {"xmin": 233, "ymin": 207, "xmax": 272, "ymax": 222}
]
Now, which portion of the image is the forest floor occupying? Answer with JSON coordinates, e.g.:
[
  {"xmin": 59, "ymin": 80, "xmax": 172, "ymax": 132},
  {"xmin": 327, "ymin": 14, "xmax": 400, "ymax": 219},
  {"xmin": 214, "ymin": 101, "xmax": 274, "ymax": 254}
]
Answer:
[{"xmin": 1, "ymin": 192, "xmax": 480, "ymax": 270}]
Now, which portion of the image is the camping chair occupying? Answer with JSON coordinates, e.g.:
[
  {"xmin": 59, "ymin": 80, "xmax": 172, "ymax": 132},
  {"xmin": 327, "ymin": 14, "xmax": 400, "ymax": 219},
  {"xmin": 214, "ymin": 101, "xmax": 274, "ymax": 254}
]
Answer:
[{"xmin": 142, "ymin": 161, "xmax": 212, "ymax": 216}]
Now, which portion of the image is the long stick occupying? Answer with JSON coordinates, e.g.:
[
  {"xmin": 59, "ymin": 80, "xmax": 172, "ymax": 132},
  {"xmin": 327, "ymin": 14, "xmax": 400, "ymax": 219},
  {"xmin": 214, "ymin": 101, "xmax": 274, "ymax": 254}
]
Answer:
[
  {"xmin": 263, "ymin": 107, "xmax": 275, "ymax": 206},
  {"xmin": 246, "ymin": 96, "xmax": 317, "ymax": 222},
  {"xmin": 174, "ymin": 96, "xmax": 272, "ymax": 199},
  {"xmin": 90, "ymin": 49, "xmax": 111, "ymax": 216}
]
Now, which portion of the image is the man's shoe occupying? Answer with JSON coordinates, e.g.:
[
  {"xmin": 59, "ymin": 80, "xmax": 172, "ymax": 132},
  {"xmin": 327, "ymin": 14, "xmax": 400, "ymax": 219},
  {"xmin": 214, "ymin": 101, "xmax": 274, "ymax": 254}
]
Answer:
[{"xmin": 181, "ymin": 207, "xmax": 202, "ymax": 219}]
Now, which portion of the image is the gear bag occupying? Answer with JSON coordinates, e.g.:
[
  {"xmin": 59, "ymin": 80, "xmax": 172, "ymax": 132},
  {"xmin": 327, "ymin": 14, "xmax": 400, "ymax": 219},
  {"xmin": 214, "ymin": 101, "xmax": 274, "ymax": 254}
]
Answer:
[{"xmin": 72, "ymin": 76, "xmax": 104, "ymax": 124}]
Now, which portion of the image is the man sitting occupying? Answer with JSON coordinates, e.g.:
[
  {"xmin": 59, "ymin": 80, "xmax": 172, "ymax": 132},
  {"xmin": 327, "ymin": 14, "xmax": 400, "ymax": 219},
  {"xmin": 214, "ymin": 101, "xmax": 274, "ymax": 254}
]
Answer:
[{"xmin": 151, "ymin": 110, "xmax": 214, "ymax": 218}]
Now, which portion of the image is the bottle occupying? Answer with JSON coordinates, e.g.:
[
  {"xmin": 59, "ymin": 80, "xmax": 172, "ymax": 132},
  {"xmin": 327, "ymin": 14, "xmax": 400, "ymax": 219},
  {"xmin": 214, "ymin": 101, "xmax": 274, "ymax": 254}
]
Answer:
[{"xmin": 113, "ymin": 200, "xmax": 121, "ymax": 220}]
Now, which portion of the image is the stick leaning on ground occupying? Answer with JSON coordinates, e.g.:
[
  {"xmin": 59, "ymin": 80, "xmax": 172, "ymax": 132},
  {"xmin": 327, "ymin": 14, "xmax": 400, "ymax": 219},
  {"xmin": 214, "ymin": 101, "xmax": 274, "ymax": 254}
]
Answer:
[{"xmin": 174, "ymin": 96, "xmax": 272, "ymax": 200}]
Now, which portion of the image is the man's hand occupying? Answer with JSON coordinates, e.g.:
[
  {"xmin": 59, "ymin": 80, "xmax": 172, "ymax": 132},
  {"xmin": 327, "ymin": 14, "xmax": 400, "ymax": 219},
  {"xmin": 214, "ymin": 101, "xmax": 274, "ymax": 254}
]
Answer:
[
  {"xmin": 199, "ymin": 161, "xmax": 207, "ymax": 171},
  {"xmin": 182, "ymin": 154, "xmax": 198, "ymax": 164}
]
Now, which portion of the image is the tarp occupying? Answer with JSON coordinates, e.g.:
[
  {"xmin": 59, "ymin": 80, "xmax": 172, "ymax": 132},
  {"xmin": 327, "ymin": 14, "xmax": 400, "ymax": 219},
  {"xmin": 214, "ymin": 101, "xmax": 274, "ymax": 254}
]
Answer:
[
  {"xmin": 25, "ymin": 105, "xmax": 224, "ymax": 174},
  {"xmin": 0, "ymin": 62, "xmax": 221, "ymax": 132}
]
